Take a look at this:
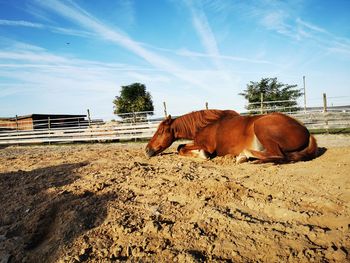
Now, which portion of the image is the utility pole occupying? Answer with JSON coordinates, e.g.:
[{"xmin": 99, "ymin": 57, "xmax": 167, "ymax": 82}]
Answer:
[{"xmin": 303, "ymin": 76, "xmax": 307, "ymax": 113}]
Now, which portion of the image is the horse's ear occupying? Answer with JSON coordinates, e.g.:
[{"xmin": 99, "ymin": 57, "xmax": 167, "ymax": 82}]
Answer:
[{"xmin": 164, "ymin": 114, "xmax": 172, "ymax": 125}]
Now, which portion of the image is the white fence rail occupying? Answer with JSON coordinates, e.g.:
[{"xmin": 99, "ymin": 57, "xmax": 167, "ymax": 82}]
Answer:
[
  {"xmin": 0, "ymin": 121, "xmax": 160, "ymax": 145},
  {"xmin": 292, "ymin": 111, "xmax": 350, "ymax": 131}
]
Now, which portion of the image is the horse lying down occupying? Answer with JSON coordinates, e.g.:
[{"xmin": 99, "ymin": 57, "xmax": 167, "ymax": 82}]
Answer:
[{"xmin": 145, "ymin": 109, "xmax": 318, "ymax": 164}]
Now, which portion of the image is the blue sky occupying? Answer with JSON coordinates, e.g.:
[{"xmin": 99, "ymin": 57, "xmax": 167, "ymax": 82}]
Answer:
[{"xmin": 0, "ymin": 0, "xmax": 350, "ymax": 120}]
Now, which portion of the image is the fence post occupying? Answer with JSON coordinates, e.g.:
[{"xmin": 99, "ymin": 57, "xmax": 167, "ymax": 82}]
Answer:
[
  {"xmin": 205, "ymin": 102, "xmax": 208, "ymax": 110},
  {"xmin": 163, "ymin": 101, "xmax": 167, "ymax": 118},
  {"xmin": 303, "ymin": 76, "xmax": 307, "ymax": 113},
  {"xmin": 15, "ymin": 115, "xmax": 19, "ymax": 131},
  {"xmin": 48, "ymin": 117, "xmax": 51, "ymax": 145},
  {"xmin": 87, "ymin": 109, "xmax": 91, "ymax": 128},
  {"xmin": 323, "ymin": 93, "xmax": 329, "ymax": 133},
  {"xmin": 260, "ymin": 93, "xmax": 264, "ymax": 114},
  {"xmin": 323, "ymin": 93, "xmax": 327, "ymax": 113},
  {"xmin": 15, "ymin": 115, "xmax": 19, "ymax": 145},
  {"xmin": 132, "ymin": 111, "xmax": 136, "ymax": 124}
]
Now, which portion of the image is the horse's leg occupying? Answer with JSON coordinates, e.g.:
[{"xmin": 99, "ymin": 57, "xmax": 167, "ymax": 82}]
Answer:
[
  {"xmin": 248, "ymin": 139, "xmax": 286, "ymax": 163},
  {"xmin": 236, "ymin": 153, "xmax": 248, "ymax": 164},
  {"xmin": 177, "ymin": 143, "xmax": 210, "ymax": 160},
  {"xmin": 236, "ymin": 149, "xmax": 258, "ymax": 164}
]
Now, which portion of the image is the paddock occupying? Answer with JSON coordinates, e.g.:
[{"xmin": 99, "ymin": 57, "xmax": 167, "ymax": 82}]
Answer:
[{"xmin": 0, "ymin": 134, "xmax": 349, "ymax": 262}]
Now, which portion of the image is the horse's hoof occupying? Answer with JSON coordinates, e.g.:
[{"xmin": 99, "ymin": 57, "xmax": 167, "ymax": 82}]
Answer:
[{"xmin": 236, "ymin": 155, "xmax": 248, "ymax": 164}]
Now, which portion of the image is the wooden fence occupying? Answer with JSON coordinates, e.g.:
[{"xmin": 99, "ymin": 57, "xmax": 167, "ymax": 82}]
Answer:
[
  {"xmin": 293, "ymin": 111, "xmax": 350, "ymax": 131},
  {"xmin": 0, "ymin": 111, "xmax": 349, "ymax": 146},
  {"xmin": 0, "ymin": 121, "xmax": 159, "ymax": 145}
]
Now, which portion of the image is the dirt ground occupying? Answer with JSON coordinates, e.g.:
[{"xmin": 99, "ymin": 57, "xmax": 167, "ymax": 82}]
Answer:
[{"xmin": 0, "ymin": 134, "xmax": 349, "ymax": 262}]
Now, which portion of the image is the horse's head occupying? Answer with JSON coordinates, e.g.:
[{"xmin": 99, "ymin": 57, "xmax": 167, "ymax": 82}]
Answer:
[{"xmin": 145, "ymin": 115, "xmax": 174, "ymax": 157}]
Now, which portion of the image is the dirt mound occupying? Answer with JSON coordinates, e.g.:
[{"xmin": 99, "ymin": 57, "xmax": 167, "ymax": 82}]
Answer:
[{"xmin": 0, "ymin": 135, "xmax": 349, "ymax": 262}]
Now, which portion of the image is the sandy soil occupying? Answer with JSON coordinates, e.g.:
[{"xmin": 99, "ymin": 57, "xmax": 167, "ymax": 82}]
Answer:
[{"xmin": 0, "ymin": 134, "xmax": 349, "ymax": 262}]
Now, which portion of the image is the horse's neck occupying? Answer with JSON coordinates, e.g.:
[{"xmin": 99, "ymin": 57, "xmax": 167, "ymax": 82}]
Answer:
[
  {"xmin": 171, "ymin": 117, "xmax": 196, "ymax": 140},
  {"xmin": 170, "ymin": 110, "xmax": 232, "ymax": 140}
]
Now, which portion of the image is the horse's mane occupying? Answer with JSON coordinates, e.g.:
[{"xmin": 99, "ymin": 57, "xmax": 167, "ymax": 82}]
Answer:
[{"xmin": 172, "ymin": 109, "xmax": 239, "ymax": 139}]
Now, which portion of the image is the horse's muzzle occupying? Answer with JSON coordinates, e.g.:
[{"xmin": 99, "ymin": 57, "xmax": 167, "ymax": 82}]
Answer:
[{"xmin": 145, "ymin": 147, "xmax": 156, "ymax": 157}]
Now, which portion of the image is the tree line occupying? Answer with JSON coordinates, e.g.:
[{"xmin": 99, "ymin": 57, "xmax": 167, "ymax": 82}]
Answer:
[{"xmin": 113, "ymin": 78, "xmax": 303, "ymax": 119}]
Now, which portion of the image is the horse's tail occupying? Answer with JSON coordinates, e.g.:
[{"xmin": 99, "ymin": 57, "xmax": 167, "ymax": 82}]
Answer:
[{"xmin": 286, "ymin": 135, "xmax": 318, "ymax": 162}]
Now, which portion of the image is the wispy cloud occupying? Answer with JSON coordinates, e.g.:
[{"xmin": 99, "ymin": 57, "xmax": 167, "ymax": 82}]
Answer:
[
  {"xmin": 0, "ymin": 50, "xmax": 68, "ymax": 64},
  {"xmin": 139, "ymin": 43, "xmax": 273, "ymax": 65},
  {"xmin": 260, "ymin": 10, "xmax": 293, "ymax": 36},
  {"xmin": 252, "ymin": 4, "xmax": 350, "ymax": 55},
  {"xmin": 25, "ymin": 2, "xmax": 56, "ymax": 23},
  {"xmin": 296, "ymin": 18, "xmax": 327, "ymax": 34},
  {"xmin": 33, "ymin": 0, "xmax": 205, "ymax": 87},
  {"xmin": 0, "ymin": 40, "xmax": 179, "ymax": 117},
  {"xmin": 201, "ymin": 0, "xmax": 233, "ymax": 14},
  {"xmin": 4, "ymin": 40, "xmax": 46, "ymax": 52},
  {"xmin": 116, "ymin": 0, "xmax": 136, "ymax": 27},
  {"xmin": 184, "ymin": 0, "xmax": 235, "ymax": 83},
  {"xmin": 177, "ymin": 49, "xmax": 273, "ymax": 64},
  {"xmin": 0, "ymin": 19, "xmax": 43, "ymax": 28},
  {"xmin": 185, "ymin": 1, "xmax": 221, "ymax": 59},
  {"xmin": 0, "ymin": 19, "xmax": 93, "ymax": 38},
  {"xmin": 0, "ymin": 41, "xmax": 172, "ymax": 73}
]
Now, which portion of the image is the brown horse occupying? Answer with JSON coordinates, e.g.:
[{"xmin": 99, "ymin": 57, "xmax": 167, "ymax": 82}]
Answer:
[{"xmin": 145, "ymin": 109, "xmax": 318, "ymax": 163}]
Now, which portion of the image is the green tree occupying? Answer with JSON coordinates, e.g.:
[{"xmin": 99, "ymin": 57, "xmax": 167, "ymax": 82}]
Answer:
[
  {"xmin": 239, "ymin": 77, "xmax": 302, "ymax": 113},
  {"xmin": 113, "ymin": 83, "xmax": 154, "ymax": 119}
]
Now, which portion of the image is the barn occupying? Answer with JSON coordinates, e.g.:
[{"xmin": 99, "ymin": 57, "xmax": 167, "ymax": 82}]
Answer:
[{"xmin": 0, "ymin": 114, "xmax": 87, "ymax": 131}]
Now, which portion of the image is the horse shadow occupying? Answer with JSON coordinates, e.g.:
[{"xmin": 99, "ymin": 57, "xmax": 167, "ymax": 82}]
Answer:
[
  {"xmin": 317, "ymin": 147, "xmax": 327, "ymax": 157},
  {"xmin": 0, "ymin": 162, "xmax": 116, "ymax": 263}
]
